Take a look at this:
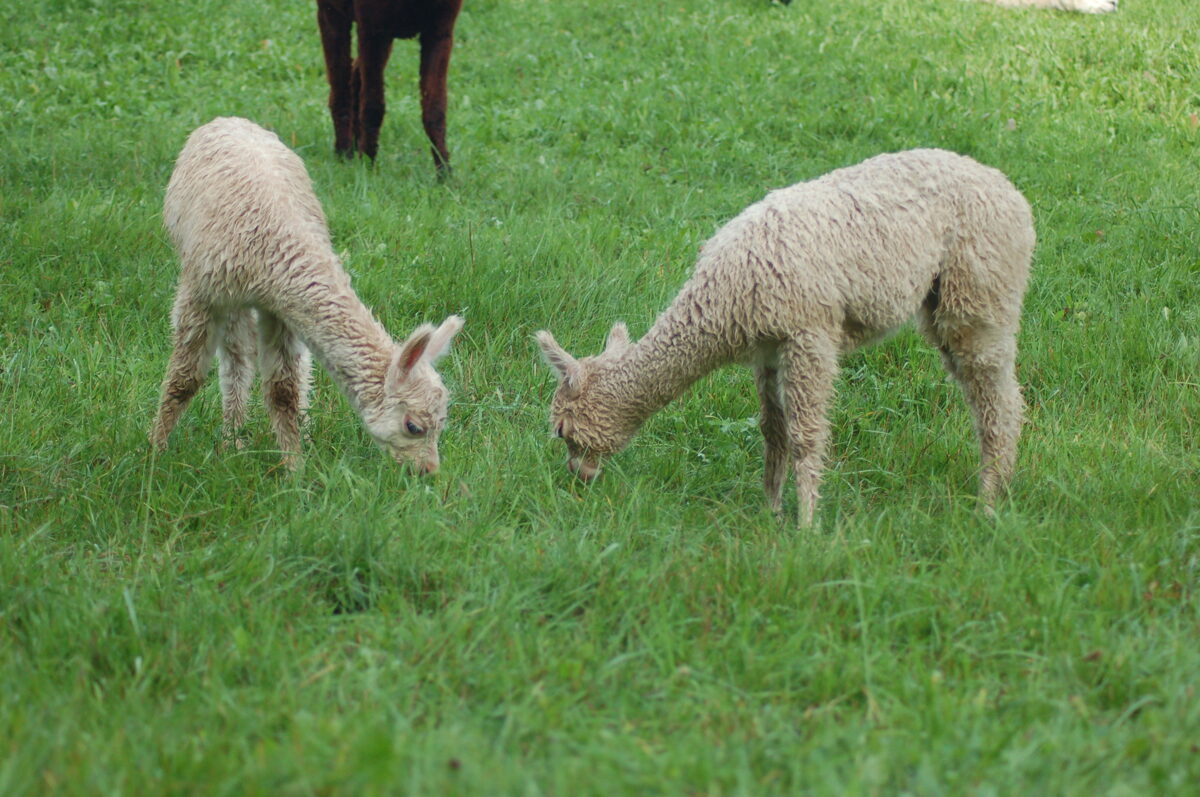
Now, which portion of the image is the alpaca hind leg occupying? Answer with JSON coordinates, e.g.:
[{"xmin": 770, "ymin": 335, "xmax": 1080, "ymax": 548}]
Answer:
[
  {"xmin": 938, "ymin": 324, "xmax": 1024, "ymax": 505},
  {"xmin": 257, "ymin": 312, "xmax": 310, "ymax": 469},
  {"xmin": 754, "ymin": 363, "xmax": 789, "ymax": 514},
  {"xmin": 355, "ymin": 34, "xmax": 395, "ymax": 160},
  {"xmin": 317, "ymin": 0, "xmax": 356, "ymax": 155},
  {"xmin": 780, "ymin": 334, "xmax": 839, "ymax": 528},
  {"xmin": 218, "ymin": 309, "xmax": 257, "ymax": 450},
  {"xmin": 418, "ymin": 28, "xmax": 455, "ymax": 173},
  {"xmin": 917, "ymin": 291, "xmax": 961, "ymax": 383},
  {"xmin": 150, "ymin": 297, "xmax": 219, "ymax": 451}
]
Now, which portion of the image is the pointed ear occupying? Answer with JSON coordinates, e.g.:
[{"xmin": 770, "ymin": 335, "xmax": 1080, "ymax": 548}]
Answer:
[
  {"xmin": 424, "ymin": 315, "xmax": 464, "ymax": 365},
  {"xmin": 386, "ymin": 323, "xmax": 435, "ymax": 392},
  {"xmin": 604, "ymin": 322, "xmax": 630, "ymax": 356},
  {"xmin": 535, "ymin": 330, "xmax": 581, "ymax": 390}
]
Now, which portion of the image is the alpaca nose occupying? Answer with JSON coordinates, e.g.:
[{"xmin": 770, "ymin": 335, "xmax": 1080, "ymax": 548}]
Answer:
[
  {"xmin": 419, "ymin": 452, "xmax": 439, "ymax": 475},
  {"xmin": 568, "ymin": 456, "xmax": 599, "ymax": 481}
]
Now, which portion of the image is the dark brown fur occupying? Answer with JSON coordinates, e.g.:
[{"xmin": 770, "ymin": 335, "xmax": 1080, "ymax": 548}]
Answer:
[{"xmin": 316, "ymin": 0, "xmax": 463, "ymax": 172}]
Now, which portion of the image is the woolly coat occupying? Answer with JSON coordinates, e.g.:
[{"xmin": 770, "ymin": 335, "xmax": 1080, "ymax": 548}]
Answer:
[
  {"xmin": 163, "ymin": 116, "xmax": 400, "ymax": 414},
  {"xmin": 157, "ymin": 117, "xmax": 461, "ymax": 469},
  {"xmin": 604, "ymin": 148, "xmax": 1034, "ymax": 427}
]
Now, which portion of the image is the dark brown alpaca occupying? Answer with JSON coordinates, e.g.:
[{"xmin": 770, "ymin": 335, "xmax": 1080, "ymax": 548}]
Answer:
[{"xmin": 316, "ymin": 0, "xmax": 464, "ymax": 173}]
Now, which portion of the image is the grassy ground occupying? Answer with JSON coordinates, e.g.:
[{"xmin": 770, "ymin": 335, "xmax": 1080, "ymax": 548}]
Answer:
[{"xmin": 2, "ymin": 0, "xmax": 1198, "ymax": 793}]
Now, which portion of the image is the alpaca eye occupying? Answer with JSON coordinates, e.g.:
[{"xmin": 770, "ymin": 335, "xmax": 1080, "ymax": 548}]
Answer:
[{"xmin": 405, "ymin": 419, "xmax": 425, "ymax": 436}]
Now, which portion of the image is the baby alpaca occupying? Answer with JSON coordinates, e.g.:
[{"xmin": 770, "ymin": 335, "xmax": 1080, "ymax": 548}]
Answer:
[
  {"xmin": 151, "ymin": 116, "xmax": 463, "ymax": 471},
  {"xmin": 538, "ymin": 149, "xmax": 1034, "ymax": 526}
]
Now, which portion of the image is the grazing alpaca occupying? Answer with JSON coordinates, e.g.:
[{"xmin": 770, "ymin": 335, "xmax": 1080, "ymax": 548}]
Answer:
[
  {"xmin": 152, "ymin": 117, "xmax": 464, "ymax": 472},
  {"xmin": 775, "ymin": 0, "xmax": 1117, "ymax": 11},
  {"xmin": 981, "ymin": 0, "xmax": 1116, "ymax": 11},
  {"xmin": 316, "ymin": 0, "xmax": 464, "ymax": 172},
  {"xmin": 538, "ymin": 149, "xmax": 1035, "ymax": 526}
]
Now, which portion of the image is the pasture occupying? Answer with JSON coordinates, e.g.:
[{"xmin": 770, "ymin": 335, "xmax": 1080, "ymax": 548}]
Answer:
[{"xmin": 1, "ymin": 0, "xmax": 1197, "ymax": 793}]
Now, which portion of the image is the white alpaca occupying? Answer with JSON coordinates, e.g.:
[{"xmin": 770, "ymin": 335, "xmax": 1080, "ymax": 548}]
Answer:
[
  {"xmin": 980, "ymin": 0, "xmax": 1117, "ymax": 12},
  {"xmin": 151, "ymin": 116, "xmax": 463, "ymax": 472},
  {"xmin": 538, "ymin": 149, "xmax": 1035, "ymax": 526},
  {"xmin": 777, "ymin": 0, "xmax": 1117, "ymax": 12}
]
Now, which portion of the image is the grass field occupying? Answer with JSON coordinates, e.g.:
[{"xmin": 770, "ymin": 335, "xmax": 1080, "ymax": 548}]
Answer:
[{"xmin": 2, "ymin": 0, "xmax": 1198, "ymax": 793}]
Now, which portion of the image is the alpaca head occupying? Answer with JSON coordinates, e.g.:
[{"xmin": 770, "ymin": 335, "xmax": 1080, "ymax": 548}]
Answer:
[
  {"xmin": 362, "ymin": 315, "xmax": 464, "ymax": 474},
  {"xmin": 536, "ymin": 322, "xmax": 634, "ymax": 481}
]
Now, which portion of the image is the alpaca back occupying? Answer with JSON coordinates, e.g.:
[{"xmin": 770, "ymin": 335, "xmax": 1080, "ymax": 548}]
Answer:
[
  {"xmin": 164, "ymin": 117, "xmax": 342, "ymax": 305},
  {"xmin": 683, "ymin": 149, "xmax": 1034, "ymax": 349}
]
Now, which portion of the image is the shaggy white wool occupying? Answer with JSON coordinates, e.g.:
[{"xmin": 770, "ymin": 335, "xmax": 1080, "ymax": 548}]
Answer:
[
  {"xmin": 981, "ymin": 0, "xmax": 1116, "ymax": 13},
  {"xmin": 539, "ymin": 148, "xmax": 1035, "ymax": 526},
  {"xmin": 152, "ymin": 116, "xmax": 462, "ymax": 472}
]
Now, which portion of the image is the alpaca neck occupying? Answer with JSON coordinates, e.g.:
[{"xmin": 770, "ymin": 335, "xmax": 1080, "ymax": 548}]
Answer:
[
  {"xmin": 605, "ymin": 295, "xmax": 733, "ymax": 431},
  {"xmin": 271, "ymin": 254, "xmax": 394, "ymax": 412}
]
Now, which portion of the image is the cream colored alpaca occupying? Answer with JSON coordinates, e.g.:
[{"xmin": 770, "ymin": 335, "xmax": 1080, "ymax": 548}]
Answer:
[
  {"xmin": 778, "ymin": 0, "xmax": 1117, "ymax": 12},
  {"xmin": 538, "ymin": 149, "xmax": 1035, "ymax": 526},
  {"xmin": 981, "ymin": 0, "xmax": 1116, "ymax": 12},
  {"xmin": 151, "ymin": 117, "xmax": 463, "ymax": 472}
]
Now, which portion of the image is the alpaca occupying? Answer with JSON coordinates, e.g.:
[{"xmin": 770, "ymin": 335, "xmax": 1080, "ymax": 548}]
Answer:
[
  {"xmin": 979, "ymin": 0, "xmax": 1116, "ymax": 11},
  {"xmin": 537, "ymin": 149, "xmax": 1034, "ymax": 526},
  {"xmin": 775, "ymin": 0, "xmax": 1117, "ymax": 11},
  {"xmin": 151, "ymin": 117, "xmax": 464, "ymax": 472},
  {"xmin": 316, "ymin": 0, "xmax": 464, "ymax": 172}
]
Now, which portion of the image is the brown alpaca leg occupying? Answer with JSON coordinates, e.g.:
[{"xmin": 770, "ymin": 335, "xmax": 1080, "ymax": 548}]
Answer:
[
  {"xmin": 317, "ymin": 0, "xmax": 356, "ymax": 156},
  {"xmin": 355, "ymin": 33, "xmax": 395, "ymax": 160},
  {"xmin": 418, "ymin": 29, "xmax": 454, "ymax": 174}
]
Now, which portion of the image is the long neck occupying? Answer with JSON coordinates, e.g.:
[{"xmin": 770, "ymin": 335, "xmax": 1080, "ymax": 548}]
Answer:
[
  {"xmin": 269, "ymin": 252, "xmax": 394, "ymax": 413},
  {"xmin": 601, "ymin": 283, "xmax": 737, "ymax": 431}
]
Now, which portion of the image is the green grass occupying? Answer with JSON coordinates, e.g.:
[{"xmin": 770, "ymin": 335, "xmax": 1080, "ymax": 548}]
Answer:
[{"xmin": 2, "ymin": 0, "xmax": 1198, "ymax": 793}]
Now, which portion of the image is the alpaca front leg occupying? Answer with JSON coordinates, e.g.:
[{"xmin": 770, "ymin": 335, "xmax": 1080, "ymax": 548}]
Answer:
[
  {"xmin": 780, "ymin": 336, "xmax": 838, "ymax": 528},
  {"xmin": 754, "ymin": 364, "xmax": 788, "ymax": 514},
  {"xmin": 150, "ymin": 301, "xmax": 219, "ymax": 452},
  {"xmin": 218, "ymin": 309, "xmax": 256, "ymax": 450},
  {"xmin": 258, "ymin": 313, "xmax": 309, "ymax": 469}
]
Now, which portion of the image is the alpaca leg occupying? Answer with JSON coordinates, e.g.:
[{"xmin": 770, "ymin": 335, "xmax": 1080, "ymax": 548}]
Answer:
[
  {"xmin": 257, "ymin": 312, "xmax": 310, "ymax": 469},
  {"xmin": 780, "ymin": 335, "xmax": 839, "ymax": 528},
  {"xmin": 355, "ymin": 33, "xmax": 395, "ymax": 160},
  {"xmin": 938, "ymin": 325, "xmax": 1024, "ymax": 505},
  {"xmin": 317, "ymin": 0, "xmax": 356, "ymax": 156},
  {"xmin": 754, "ymin": 363, "xmax": 789, "ymax": 514},
  {"xmin": 150, "ymin": 295, "xmax": 219, "ymax": 451},
  {"xmin": 218, "ymin": 309, "xmax": 256, "ymax": 450},
  {"xmin": 418, "ymin": 27, "xmax": 455, "ymax": 173},
  {"xmin": 350, "ymin": 57, "xmax": 362, "ymax": 147},
  {"xmin": 917, "ymin": 291, "xmax": 962, "ymax": 383}
]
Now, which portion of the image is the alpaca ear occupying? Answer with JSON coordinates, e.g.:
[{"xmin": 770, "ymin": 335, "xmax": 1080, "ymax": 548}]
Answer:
[
  {"xmin": 424, "ymin": 315, "xmax": 464, "ymax": 365},
  {"xmin": 386, "ymin": 323, "xmax": 435, "ymax": 392},
  {"xmin": 604, "ymin": 322, "xmax": 630, "ymax": 356},
  {"xmin": 535, "ymin": 330, "xmax": 581, "ymax": 391}
]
